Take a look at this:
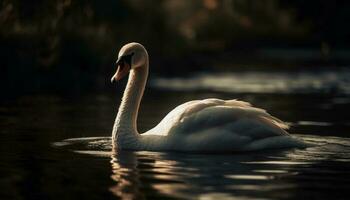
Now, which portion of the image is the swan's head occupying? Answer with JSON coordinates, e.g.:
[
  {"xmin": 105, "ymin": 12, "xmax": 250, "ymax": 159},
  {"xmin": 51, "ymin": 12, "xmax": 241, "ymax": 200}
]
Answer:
[{"xmin": 111, "ymin": 42, "xmax": 148, "ymax": 83}]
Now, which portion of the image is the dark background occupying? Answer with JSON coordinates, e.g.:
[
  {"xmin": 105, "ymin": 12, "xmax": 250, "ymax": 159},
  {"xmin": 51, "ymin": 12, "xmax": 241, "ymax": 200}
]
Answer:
[
  {"xmin": 1, "ymin": 2, "xmax": 350, "ymax": 199},
  {"xmin": 1, "ymin": 0, "xmax": 350, "ymax": 96}
]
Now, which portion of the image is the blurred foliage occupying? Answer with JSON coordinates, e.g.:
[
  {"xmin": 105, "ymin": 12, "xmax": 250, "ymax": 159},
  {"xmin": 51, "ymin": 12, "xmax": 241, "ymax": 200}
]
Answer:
[{"xmin": 1, "ymin": 0, "xmax": 349, "ymax": 94}]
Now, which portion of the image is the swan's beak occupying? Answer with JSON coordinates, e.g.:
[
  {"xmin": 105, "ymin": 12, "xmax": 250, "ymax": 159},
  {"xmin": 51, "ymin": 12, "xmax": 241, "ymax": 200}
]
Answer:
[{"xmin": 111, "ymin": 60, "xmax": 130, "ymax": 83}]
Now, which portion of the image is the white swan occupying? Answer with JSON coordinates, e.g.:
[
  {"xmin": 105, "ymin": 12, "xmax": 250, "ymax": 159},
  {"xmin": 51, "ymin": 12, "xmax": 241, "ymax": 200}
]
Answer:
[{"xmin": 111, "ymin": 42, "xmax": 303, "ymax": 152}]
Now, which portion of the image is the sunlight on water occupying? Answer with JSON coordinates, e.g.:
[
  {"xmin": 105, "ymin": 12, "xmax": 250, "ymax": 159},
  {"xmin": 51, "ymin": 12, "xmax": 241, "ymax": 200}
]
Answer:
[
  {"xmin": 243, "ymin": 161, "xmax": 312, "ymax": 165},
  {"xmin": 53, "ymin": 134, "xmax": 350, "ymax": 200},
  {"xmin": 225, "ymin": 175, "xmax": 272, "ymax": 180},
  {"xmin": 253, "ymin": 170, "xmax": 289, "ymax": 173},
  {"xmin": 152, "ymin": 69, "xmax": 350, "ymax": 94},
  {"xmin": 297, "ymin": 121, "xmax": 332, "ymax": 126}
]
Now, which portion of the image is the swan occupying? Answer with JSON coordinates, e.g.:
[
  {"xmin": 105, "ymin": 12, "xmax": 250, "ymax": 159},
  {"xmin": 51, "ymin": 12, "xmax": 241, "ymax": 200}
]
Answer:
[{"xmin": 111, "ymin": 42, "xmax": 303, "ymax": 152}]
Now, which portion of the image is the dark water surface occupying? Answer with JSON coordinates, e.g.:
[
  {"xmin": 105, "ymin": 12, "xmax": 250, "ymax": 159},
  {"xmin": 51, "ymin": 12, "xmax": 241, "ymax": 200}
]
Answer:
[{"xmin": 1, "ymin": 70, "xmax": 350, "ymax": 200}]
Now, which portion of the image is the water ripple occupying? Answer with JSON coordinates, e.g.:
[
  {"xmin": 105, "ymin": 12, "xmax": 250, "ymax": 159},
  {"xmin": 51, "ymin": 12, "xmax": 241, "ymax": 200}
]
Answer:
[{"xmin": 53, "ymin": 134, "xmax": 350, "ymax": 200}]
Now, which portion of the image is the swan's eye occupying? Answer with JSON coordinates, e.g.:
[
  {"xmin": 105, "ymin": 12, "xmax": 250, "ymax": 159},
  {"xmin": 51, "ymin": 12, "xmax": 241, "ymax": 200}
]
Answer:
[
  {"xmin": 124, "ymin": 52, "xmax": 134, "ymax": 66},
  {"xmin": 116, "ymin": 52, "xmax": 134, "ymax": 66}
]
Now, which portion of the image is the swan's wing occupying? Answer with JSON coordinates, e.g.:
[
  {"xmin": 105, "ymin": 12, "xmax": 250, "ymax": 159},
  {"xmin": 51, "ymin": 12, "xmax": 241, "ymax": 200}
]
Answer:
[
  {"xmin": 177, "ymin": 105, "xmax": 289, "ymax": 139},
  {"xmin": 144, "ymin": 98, "xmax": 288, "ymax": 138},
  {"xmin": 143, "ymin": 98, "xmax": 223, "ymax": 136}
]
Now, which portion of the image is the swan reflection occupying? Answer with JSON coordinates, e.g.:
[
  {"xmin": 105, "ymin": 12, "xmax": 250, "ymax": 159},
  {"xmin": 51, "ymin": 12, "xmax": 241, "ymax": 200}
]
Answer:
[
  {"xmin": 108, "ymin": 150, "xmax": 303, "ymax": 199},
  {"xmin": 109, "ymin": 151, "xmax": 189, "ymax": 199},
  {"xmin": 110, "ymin": 151, "xmax": 145, "ymax": 200}
]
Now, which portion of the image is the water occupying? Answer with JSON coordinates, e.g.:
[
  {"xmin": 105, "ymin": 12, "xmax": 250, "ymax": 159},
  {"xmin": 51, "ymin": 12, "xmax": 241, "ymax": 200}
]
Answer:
[
  {"xmin": 151, "ymin": 68, "xmax": 350, "ymax": 95},
  {"xmin": 54, "ymin": 135, "xmax": 350, "ymax": 200},
  {"xmin": 1, "ymin": 70, "xmax": 350, "ymax": 199}
]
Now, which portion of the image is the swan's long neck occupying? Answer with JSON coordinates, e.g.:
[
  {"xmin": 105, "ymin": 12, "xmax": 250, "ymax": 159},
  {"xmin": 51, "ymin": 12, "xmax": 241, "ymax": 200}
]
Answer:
[{"xmin": 112, "ymin": 59, "xmax": 149, "ymax": 146}]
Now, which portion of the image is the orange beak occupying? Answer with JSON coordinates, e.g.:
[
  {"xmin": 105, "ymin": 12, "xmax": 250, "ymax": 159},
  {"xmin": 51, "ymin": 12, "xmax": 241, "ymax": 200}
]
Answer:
[{"xmin": 111, "ymin": 61, "xmax": 130, "ymax": 83}]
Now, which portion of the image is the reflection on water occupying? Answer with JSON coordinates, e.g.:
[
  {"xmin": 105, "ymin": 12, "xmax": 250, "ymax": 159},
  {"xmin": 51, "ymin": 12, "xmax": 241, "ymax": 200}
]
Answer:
[
  {"xmin": 152, "ymin": 69, "xmax": 350, "ymax": 94},
  {"xmin": 54, "ymin": 134, "xmax": 350, "ymax": 200},
  {"xmin": 110, "ymin": 152, "xmax": 144, "ymax": 200}
]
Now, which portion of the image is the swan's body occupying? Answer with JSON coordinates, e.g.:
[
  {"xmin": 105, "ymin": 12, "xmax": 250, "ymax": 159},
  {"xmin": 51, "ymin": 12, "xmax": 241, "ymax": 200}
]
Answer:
[{"xmin": 111, "ymin": 43, "xmax": 302, "ymax": 152}]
